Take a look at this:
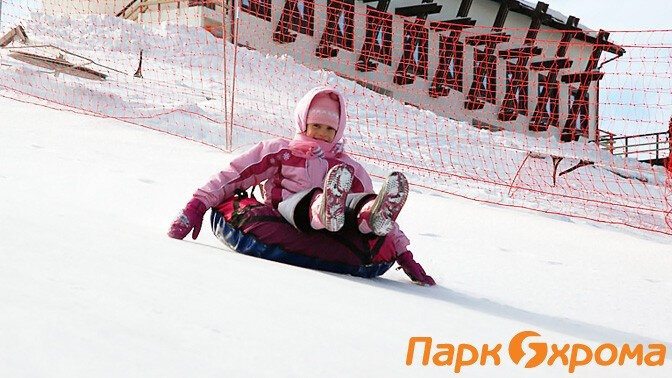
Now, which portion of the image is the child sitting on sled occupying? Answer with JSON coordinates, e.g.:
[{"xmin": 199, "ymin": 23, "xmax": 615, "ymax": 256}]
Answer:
[{"xmin": 168, "ymin": 86, "xmax": 435, "ymax": 286}]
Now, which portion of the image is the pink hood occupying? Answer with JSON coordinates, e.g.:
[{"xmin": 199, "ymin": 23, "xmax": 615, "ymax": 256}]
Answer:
[{"xmin": 292, "ymin": 86, "xmax": 347, "ymax": 156}]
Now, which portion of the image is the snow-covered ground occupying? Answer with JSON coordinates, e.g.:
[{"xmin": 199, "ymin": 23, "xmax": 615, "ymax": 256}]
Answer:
[
  {"xmin": 1, "ymin": 12, "xmax": 672, "ymax": 378},
  {"xmin": 2, "ymin": 92, "xmax": 672, "ymax": 378}
]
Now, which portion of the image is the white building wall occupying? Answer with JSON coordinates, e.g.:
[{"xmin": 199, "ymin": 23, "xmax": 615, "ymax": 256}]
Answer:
[
  {"xmin": 42, "ymin": 0, "xmax": 128, "ymax": 16},
  {"xmin": 136, "ymin": 6, "xmax": 203, "ymax": 27}
]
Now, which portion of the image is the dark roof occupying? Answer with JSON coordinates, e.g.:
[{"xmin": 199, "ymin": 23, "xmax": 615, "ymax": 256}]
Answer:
[
  {"xmin": 498, "ymin": 0, "xmax": 624, "ymax": 55},
  {"xmin": 360, "ymin": 0, "xmax": 625, "ymax": 56}
]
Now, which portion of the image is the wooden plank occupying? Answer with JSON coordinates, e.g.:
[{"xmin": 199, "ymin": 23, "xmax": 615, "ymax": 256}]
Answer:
[
  {"xmin": 9, "ymin": 51, "xmax": 107, "ymax": 81},
  {"xmin": 561, "ymin": 71, "xmax": 604, "ymax": 83},
  {"xmin": 464, "ymin": 32, "xmax": 510, "ymax": 46},
  {"xmin": 529, "ymin": 58, "xmax": 572, "ymax": 71},
  {"xmin": 116, "ymin": 0, "xmax": 139, "ymax": 17},
  {"xmin": 376, "ymin": 0, "xmax": 391, "ymax": 12},
  {"xmin": 487, "ymin": 0, "xmax": 623, "ymax": 56},
  {"xmin": 523, "ymin": 2, "xmax": 549, "ymax": 44},
  {"xmin": 457, "ymin": 0, "xmax": 473, "ymax": 17},
  {"xmin": 395, "ymin": 3, "xmax": 442, "ymax": 18},
  {"xmin": 472, "ymin": 119, "xmax": 504, "ymax": 132},
  {"xmin": 429, "ymin": 18, "xmax": 476, "ymax": 32},
  {"xmin": 494, "ymin": 0, "xmax": 515, "ymax": 29},
  {"xmin": 498, "ymin": 46, "xmax": 542, "ymax": 59},
  {"xmin": 556, "ymin": 16, "xmax": 580, "ymax": 57}
]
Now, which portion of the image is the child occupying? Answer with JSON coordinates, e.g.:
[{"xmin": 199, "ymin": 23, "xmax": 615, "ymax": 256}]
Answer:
[{"xmin": 168, "ymin": 86, "xmax": 435, "ymax": 286}]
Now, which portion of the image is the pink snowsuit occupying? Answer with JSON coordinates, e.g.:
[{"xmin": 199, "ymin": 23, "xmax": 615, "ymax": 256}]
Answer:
[{"xmin": 193, "ymin": 86, "xmax": 410, "ymax": 254}]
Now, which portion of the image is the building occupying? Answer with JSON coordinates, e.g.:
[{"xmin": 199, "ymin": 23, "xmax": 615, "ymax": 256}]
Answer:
[
  {"xmin": 42, "ymin": 0, "xmax": 626, "ymax": 143},
  {"xmin": 42, "ymin": 1, "xmax": 224, "ymax": 32}
]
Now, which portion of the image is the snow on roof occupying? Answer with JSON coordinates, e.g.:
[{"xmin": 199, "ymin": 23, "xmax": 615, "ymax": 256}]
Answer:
[{"xmin": 518, "ymin": 0, "xmax": 595, "ymax": 34}]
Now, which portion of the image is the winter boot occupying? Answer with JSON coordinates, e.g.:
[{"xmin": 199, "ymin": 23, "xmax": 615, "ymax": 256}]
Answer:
[
  {"xmin": 319, "ymin": 164, "xmax": 354, "ymax": 232},
  {"xmin": 366, "ymin": 172, "xmax": 409, "ymax": 236}
]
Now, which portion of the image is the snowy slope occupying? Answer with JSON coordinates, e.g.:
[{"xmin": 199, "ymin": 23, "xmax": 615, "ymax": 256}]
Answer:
[
  {"xmin": 2, "ymin": 94, "xmax": 672, "ymax": 378},
  {"xmin": 1, "ymin": 13, "xmax": 670, "ymax": 235},
  {"xmin": 1, "ymin": 12, "xmax": 672, "ymax": 378}
]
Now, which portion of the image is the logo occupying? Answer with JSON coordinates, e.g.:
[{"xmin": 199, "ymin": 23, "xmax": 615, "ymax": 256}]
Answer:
[
  {"xmin": 406, "ymin": 331, "xmax": 666, "ymax": 374},
  {"xmin": 508, "ymin": 330, "xmax": 548, "ymax": 368}
]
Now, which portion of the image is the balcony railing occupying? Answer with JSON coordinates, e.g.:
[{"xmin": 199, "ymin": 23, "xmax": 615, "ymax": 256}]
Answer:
[
  {"xmin": 598, "ymin": 129, "xmax": 671, "ymax": 161},
  {"xmin": 117, "ymin": 0, "xmax": 220, "ymax": 20}
]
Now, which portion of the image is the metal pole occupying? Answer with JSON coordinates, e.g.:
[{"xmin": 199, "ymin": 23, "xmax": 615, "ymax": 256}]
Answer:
[
  {"xmin": 222, "ymin": 0, "xmax": 228, "ymax": 151},
  {"xmin": 0, "ymin": 0, "xmax": 4, "ymax": 67},
  {"xmin": 668, "ymin": 117, "xmax": 672, "ymax": 171},
  {"xmin": 228, "ymin": 0, "xmax": 239, "ymax": 152}
]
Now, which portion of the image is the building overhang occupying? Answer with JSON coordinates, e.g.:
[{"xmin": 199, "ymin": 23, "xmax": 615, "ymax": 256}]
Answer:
[{"xmin": 486, "ymin": 0, "xmax": 625, "ymax": 56}]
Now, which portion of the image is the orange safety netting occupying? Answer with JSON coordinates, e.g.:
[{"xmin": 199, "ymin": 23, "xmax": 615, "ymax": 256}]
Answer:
[{"xmin": 1, "ymin": 0, "xmax": 670, "ymax": 235}]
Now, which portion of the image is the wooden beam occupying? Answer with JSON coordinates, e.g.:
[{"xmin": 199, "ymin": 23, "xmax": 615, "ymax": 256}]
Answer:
[
  {"xmin": 555, "ymin": 16, "xmax": 580, "ymax": 57},
  {"xmin": 529, "ymin": 58, "xmax": 572, "ymax": 71},
  {"xmin": 566, "ymin": 15, "xmax": 579, "ymax": 29},
  {"xmin": 498, "ymin": 46, "xmax": 542, "ymax": 59},
  {"xmin": 482, "ymin": 0, "xmax": 623, "ymax": 56},
  {"xmin": 429, "ymin": 17, "xmax": 476, "ymax": 32},
  {"xmin": 561, "ymin": 71, "xmax": 605, "ymax": 83},
  {"xmin": 585, "ymin": 30, "xmax": 609, "ymax": 71},
  {"xmin": 464, "ymin": 32, "xmax": 511, "ymax": 46},
  {"xmin": 493, "ymin": 0, "xmax": 513, "ymax": 29},
  {"xmin": 457, "ymin": 0, "xmax": 473, "ymax": 17},
  {"xmin": 533, "ymin": 1, "xmax": 549, "ymax": 17},
  {"xmin": 377, "ymin": 0, "xmax": 391, "ymax": 12},
  {"xmin": 395, "ymin": 3, "xmax": 442, "ymax": 18},
  {"xmin": 116, "ymin": 0, "xmax": 139, "ymax": 17},
  {"xmin": 524, "ymin": 2, "xmax": 549, "ymax": 44}
]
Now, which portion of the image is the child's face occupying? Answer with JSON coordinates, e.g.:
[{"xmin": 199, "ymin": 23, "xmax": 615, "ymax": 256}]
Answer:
[{"xmin": 306, "ymin": 123, "xmax": 337, "ymax": 143}]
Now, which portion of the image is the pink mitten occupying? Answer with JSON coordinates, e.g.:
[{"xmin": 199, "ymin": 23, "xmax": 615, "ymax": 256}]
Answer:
[
  {"xmin": 168, "ymin": 198, "xmax": 208, "ymax": 240},
  {"xmin": 397, "ymin": 251, "xmax": 436, "ymax": 286}
]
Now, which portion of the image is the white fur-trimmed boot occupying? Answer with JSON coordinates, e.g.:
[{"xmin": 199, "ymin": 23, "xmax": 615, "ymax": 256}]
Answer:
[
  {"xmin": 317, "ymin": 164, "xmax": 354, "ymax": 232},
  {"xmin": 360, "ymin": 172, "xmax": 409, "ymax": 236}
]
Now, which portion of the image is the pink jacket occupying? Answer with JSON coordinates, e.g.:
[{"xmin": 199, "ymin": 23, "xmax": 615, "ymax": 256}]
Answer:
[
  {"xmin": 192, "ymin": 87, "xmax": 410, "ymax": 254},
  {"xmin": 193, "ymin": 87, "xmax": 373, "ymax": 209}
]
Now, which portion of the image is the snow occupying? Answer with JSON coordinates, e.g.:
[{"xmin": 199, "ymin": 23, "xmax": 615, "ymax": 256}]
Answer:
[
  {"xmin": 1, "ymin": 12, "xmax": 672, "ymax": 378},
  {"xmin": 2, "ymin": 13, "xmax": 669, "ymax": 236}
]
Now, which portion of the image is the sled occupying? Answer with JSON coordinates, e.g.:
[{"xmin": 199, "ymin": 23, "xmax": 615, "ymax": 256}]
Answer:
[
  {"xmin": 209, "ymin": 193, "xmax": 396, "ymax": 278},
  {"xmin": 8, "ymin": 51, "xmax": 107, "ymax": 81},
  {"xmin": 2, "ymin": 25, "xmax": 109, "ymax": 81}
]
